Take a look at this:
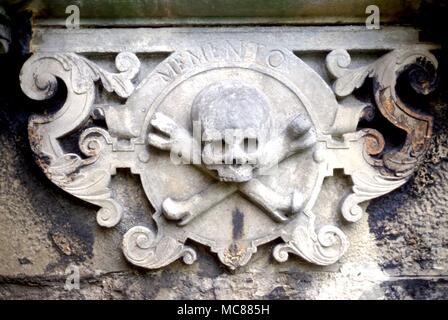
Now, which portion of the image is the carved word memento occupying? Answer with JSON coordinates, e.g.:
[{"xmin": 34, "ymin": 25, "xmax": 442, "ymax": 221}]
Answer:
[{"xmin": 20, "ymin": 41, "xmax": 438, "ymax": 269}]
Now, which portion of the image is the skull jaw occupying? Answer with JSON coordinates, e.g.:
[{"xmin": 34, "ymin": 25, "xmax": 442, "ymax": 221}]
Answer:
[{"xmin": 207, "ymin": 164, "xmax": 255, "ymax": 182}]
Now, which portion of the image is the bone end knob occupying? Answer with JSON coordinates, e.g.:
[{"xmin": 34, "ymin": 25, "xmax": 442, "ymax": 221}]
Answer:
[
  {"xmin": 288, "ymin": 114, "xmax": 312, "ymax": 137},
  {"xmin": 162, "ymin": 198, "xmax": 191, "ymax": 225},
  {"xmin": 291, "ymin": 190, "xmax": 305, "ymax": 214}
]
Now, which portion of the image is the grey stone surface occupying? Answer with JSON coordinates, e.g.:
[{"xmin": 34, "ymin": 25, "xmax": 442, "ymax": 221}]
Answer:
[
  {"xmin": 0, "ymin": 6, "xmax": 447, "ymax": 300},
  {"xmin": 30, "ymin": 26, "xmax": 438, "ymax": 53}
]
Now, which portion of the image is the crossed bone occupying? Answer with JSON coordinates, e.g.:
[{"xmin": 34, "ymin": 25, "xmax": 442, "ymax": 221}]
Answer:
[{"xmin": 148, "ymin": 112, "xmax": 316, "ymax": 225}]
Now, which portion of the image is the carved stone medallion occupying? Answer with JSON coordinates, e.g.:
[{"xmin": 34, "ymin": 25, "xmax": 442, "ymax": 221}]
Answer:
[{"xmin": 20, "ymin": 41, "xmax": 438, "ymax": 269}]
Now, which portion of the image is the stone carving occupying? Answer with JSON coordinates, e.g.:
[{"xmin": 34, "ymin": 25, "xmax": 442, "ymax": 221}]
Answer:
[
  {"xmin": 20, "ymin": 52, "xmax": 140, "ymax": 227},
  {"xmin": 326, "ymin": 49, "xmax": 438, "ymax": 222},
  {"xmin": 20, "ymin": 41, "xmax": 438, "ymax": 269},
  {"xmin": 148, "ymin": 81, "xmax": 316, "ymax": 225}
]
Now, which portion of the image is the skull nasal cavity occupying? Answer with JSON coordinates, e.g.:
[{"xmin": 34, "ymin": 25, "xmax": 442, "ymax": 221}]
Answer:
[{"xmin": 191, "ymin": 80, "xmax": 272, "ymax": 134}]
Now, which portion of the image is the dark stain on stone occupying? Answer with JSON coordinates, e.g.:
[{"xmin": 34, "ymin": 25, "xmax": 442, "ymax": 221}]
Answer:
[
  {"xmin": 188, "ymin": 240, "xmax": 226, "ymax": 278},
  {"xmin": 381, "ymin": 278, "xmax": 448, "ymax": 300},
  {"xmin": 232, "ymin": 208, "xmax": 244, "ymax": 240},
  {"xmin": 111, "ymin": 168, "xmax": 156, "ymax": 232},
  {"xmin": 0, "ymin": 11, "xmax": 95, "ymax": 272},
  {"xmin": 367, "ymin": 188, "xmax": 407, "ymax": 239},
  {"xmin": 265, "ymin": 286, "xmax": 289, "ymax": 300},
  {"xmin": 18, "ymin": 257, "xmax": 32, "ymax": 265},
  {"xmin": 44, "ymin": 198, "xmax": 96, "ymax": 262}
]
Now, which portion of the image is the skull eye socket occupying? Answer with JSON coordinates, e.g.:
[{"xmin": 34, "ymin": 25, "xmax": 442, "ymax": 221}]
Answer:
[{"xmin": 243, "ymin": 138, "xmax": 258, "ymax": 153}]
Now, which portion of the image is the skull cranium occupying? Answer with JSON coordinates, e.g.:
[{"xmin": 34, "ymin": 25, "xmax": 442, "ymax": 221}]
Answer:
[{"xmin": 192, "ymin": 80, "xmax": 272, "ymax": 182}]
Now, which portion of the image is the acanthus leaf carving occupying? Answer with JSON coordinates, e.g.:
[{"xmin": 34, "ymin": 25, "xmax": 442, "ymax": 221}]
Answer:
[
  {"xmin": 340, "ymin": 172, "xmax": 407, "ymax": 223},
  {"xmin": 52, "ymin": 52, "xmax": 140, "ymax": 98},
  {"xmin": 123, "ymin": 225, "xmax": 197, "ymax": 269},
  {"xmin": 327, "ymin": 48, "xmax": 437, "ymax": 175},
  {"xmin": 274, "ymin": 212, "xmax": 349, "ymax": 266},
  {"xmin": 326, "ymin": 48, "xmax": 438, "ymax": 223},
  {"xmin": 20, "ymin": 52, "xmax": 141, "ymax": 227},
  {"xmin": 326, "ymin": 49, "xmax": 373, "ymax": 98}
]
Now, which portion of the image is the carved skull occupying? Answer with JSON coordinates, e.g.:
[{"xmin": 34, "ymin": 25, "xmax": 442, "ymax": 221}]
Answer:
[{"xmin": 192, "ymin": 80, "xmax": 272, "ymax": 182}]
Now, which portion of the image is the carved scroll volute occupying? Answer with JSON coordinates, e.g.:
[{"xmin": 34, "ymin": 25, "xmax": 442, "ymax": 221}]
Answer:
[
  {"xmin": 326, "ymin": 48, "xmax": 438, "ymax": 223},
  {"xmin": 327, "ymin": 48, "xmax": 438, "ymax": 176},
  {"xmin": 122, "ymin": 226, "xmax": 197, "ymax": 269},
  {"xmin": 373, "ymin": 52, "xmax": 437, "ymax": 176},
  {"xmin": 20, "ymin": 54, "xmax": 95, "ymax": 160},
  {"xmin": 20, "ymin": 52, "xmax": 141, "ymax": 227}
]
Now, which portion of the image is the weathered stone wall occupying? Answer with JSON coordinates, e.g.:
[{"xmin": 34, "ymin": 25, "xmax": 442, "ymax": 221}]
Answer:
[{"xmin": 0, "ymin": 5, "xmax": 447, "ymax": 300}]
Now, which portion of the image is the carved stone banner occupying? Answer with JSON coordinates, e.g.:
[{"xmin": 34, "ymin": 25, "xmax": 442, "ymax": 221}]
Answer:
[{"xmin": 20, "ymin": 40, "xmax": 438, "ymax": 269}]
